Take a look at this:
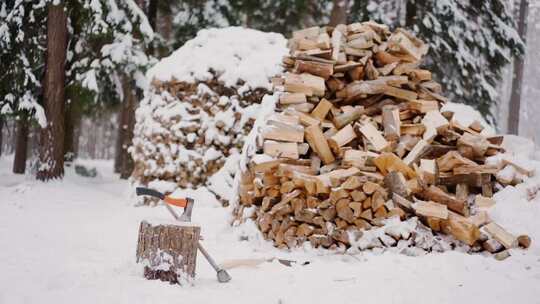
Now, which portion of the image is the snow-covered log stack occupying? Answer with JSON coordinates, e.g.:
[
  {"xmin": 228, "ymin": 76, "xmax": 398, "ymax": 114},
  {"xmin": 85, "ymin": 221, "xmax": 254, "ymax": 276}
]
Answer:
[
  {"xmin": 130, "ymin": 28, "xmax": 288, "ymax": 203},
  {"xmin": 233, "ymin": 22, "xmax": 532, "ymax": 256}
]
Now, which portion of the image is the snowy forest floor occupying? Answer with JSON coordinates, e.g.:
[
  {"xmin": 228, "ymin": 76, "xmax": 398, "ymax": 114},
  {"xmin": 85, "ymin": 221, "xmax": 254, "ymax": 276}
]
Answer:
[{"xmin": 1, "ymin": 156, "xmax": 540, "ymax": 304}]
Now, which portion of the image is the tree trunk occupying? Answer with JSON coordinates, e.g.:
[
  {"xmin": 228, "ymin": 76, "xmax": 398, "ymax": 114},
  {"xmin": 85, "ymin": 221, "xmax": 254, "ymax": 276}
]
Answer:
[
  {"xmin": 13, "ymin": 115, "xmax": 29, "ymax": 174},
  {"xmin": 147, "ymin": 0, "xmax": 158, "ymax": 55},
  {"xmin": 507, "ymin": 0, "xmax": 529, "ymax": 135},
  {"xmin": 37, "ymin": 3, "xmax": 68, "ymax": 181},
  {"xmin": 64, "ymin": 98, "xmax": 82, "ymax": 162},
  {"xmin": 119, "ymin": 75, "xmax": 137, "ymax": 179},
  {"xmin": 0, "ymin": 115, "xmax": 3, "ymax": 157},
  {"xmin": 329, "ymin": 0, "xmax": 350, "ymax": 26},
  {"xmin": 405, "ymin": 0, "xmax": 416, "ymax": 27},
  {"xmin": 114, "ymin": 109, "xmax": 124, "ymax": 173},
  {"xmin": 136, "ymin": 220, "xmax": 200, "ymax": 284}
]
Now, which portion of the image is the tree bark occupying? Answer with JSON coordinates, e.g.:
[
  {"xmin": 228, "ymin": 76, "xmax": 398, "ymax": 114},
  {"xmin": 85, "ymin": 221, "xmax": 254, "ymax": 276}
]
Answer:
[
  {"xmin": 64, "ymin": 98, "xmax": 82, "ymax": 162},
  {"xmin": 0, "ymin": 115, "xmax": 3, "ymax": 157},
  {"xmin": 119, "ymin": 75, "xmax": 137, "ymax": 179},
  {"xmin": 136, "ymin": 220, "xmax": 200, "ymax": 284},
  {"xmin": 147, "ymin": 0, "xmax": 158, "ymax": 55},
  {"xmin": 37, "ymin": 3, "xmax": 68, "ymax": 181},
  {"xmin": 329, "ymin": 0, "xmax": 350, "ymax": 26},
  {"xmin": 114, "ymin": 109, "xmax": 124, "ymax": 173},
  {"xmin": 507, "ymin": 0, "xmax": 529, "ymax": 135},
  {"xmin": 13, "ymin": 115, "xmax": 29, "ymax": 174},
  {"xmin": 405, "ymin": 0, "xmax": 416, "ymax": 27}
]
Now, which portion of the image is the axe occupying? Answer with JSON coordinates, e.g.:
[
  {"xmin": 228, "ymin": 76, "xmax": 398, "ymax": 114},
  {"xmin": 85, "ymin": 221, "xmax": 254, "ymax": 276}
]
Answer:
[
  {"xmin": 135, "ymin": 187, "xmax": 194, "ymax": 222},
  {"xmin": 135, "ymin": 187, "xmax": 232, "ymax": 283}
]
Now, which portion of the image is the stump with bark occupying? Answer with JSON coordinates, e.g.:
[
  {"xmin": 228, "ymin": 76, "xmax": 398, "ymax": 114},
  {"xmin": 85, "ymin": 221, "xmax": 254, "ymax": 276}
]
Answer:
[{"xmin": 136, "ymin": 220, "xmax": 200, "ymax": 285}]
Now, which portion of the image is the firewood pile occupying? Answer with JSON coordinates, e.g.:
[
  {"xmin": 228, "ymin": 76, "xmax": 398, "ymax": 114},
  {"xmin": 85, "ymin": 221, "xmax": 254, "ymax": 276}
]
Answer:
[
  {"xmin": 131, "ymin": 78, "xmax": 268, "ymax": 204},
  {"xmin": 130, "ymin": 27, "xmax": 288, "ymax": 204},
  {"xmin": 234, "ymin": 22, "xmax": 532, "ymax": 256}
]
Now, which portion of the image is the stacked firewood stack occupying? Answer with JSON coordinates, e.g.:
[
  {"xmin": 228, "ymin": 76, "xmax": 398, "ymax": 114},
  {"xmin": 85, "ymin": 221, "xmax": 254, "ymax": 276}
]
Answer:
[
  {"xmin": 235, "ymin": 22, "xmax": 532, "ymax": 256},
  {"xmin": 131, "ymin": 78, "xmax": 268, "ymax": 203}
]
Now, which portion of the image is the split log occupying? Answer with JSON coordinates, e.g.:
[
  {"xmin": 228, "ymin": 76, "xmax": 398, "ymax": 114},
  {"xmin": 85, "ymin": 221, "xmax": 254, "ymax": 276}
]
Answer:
[
  {"xmin": 284, "ymin": 73, "xmax": 326, "ymax": 96},
  {"xmin": 280, "ymin": 93, "xmax": 307, "ymax": 104},
  {"xmin": 382, "ymin": 105, "xmax": 400, "ymax": 140},
  {"xmin": 311, "ymin": 98, "xmax": 333, "ymax": 121},
  {"xmin": 483, "ymin": 223, "xmax": 518, "ymax": 249},
  {"xmin": 384, "ymin": 171, "xmax": 410, "ymax": 198},
  {"xmin": 295, "ymin": 60, "xmax": 334, "ymax": 79},
  {"xmin": 440, "ymin": 212, "xmax": 480, "ymax": 246},
  {"xmin": 333, "ymin": 106, "xmax": 364, "ymax": 129},
  {"xmin": 305, "ymin": 125, "xmax": 335, "ymax": 165},
  {"xmin": 413, "ymin": 201, "xmax": 448, "ymax": 219},
  {"xmin": 262, "ymin": 122, "xmax": 304, "ymax": 143},
  {"xmin": 373, "ymin": 152, "xmax": 415, "ymax": 179},
  {"xmin": 328, "ymin": 124, "xmax": 357, "ymax": 154},
  {"xmin": 359, "ymin": 122, "xmax": 389, "ymax": 151},
  {"xmin": 420, "ymin": 185, "xmax": 469, "ymax": 216}
]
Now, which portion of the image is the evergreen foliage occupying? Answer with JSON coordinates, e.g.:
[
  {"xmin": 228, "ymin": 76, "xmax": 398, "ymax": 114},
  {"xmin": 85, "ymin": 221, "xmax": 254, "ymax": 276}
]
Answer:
[
  {"xmin": 0, "ymin": 0, "xmax": 154, "ymax": 124},
  {"xmin": 350, "ymin": 0, "xmax": 524, "ymax": 121}
]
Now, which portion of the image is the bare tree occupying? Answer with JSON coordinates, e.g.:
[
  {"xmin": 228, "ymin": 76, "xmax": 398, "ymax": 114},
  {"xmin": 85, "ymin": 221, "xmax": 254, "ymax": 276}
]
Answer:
[
  {"xmin": 507, "ymin": 0, "xmax": 529, "ymax": 135},
  {"xmin": 37, "ymin": 2, "xmax": 68, "ymax": 181},
  {"xmin": 329, "ymin": 0, "xmax": 350, "ymax": 26}
]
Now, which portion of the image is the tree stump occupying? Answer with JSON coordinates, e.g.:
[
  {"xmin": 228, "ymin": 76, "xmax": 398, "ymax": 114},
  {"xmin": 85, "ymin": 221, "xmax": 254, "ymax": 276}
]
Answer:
[{"xmin": 136, "ymin": 220, "xmax": 200, "ymax": 285}]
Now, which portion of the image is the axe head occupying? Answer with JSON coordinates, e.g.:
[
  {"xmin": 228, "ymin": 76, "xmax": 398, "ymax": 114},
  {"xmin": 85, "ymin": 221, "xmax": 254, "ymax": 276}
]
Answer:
[
  {"xmin": 136, "ymin": 187, "xmax": 195, "ymax": 222},
  {"xmin": 179, "ymin": 198, "xmax": 194, "ymax": 222}
]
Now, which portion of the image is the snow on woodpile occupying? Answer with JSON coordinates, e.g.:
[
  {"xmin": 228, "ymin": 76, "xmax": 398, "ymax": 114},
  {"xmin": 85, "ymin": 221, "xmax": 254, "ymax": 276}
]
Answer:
[
  {"xmin": 130, "ymin": 27, "xmax": 288, "ymax": 204},
  {"xmin": 231, "ymin": 22, "xmax": 534, "ymax": 258}
]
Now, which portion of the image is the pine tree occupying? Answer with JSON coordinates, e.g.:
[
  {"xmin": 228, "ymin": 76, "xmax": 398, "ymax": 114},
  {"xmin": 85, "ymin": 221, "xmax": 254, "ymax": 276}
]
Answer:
[
  {"xmin": 1, "ymin": 0, "xmax": 154, "ymax": 179},
  {"xmin": 0, "ymin": 1, "xmax": 47, "ymax": 173},
  {"xmin": 0, "ymin": 1, "xmax": 47, "ymax": 127},
  {"xmin": 349, "ymin": 0, "xmax": 524, "ymax": 123},
  {"xmin": 154, "ymin": 0, "xmax": 331, "ymax": 53},
  {"xmin": 411, "ymin": 0, "xmax": 524, "ymax": 122},
  {"xmin": 36, "ymin": 1, "xmax": 69, "ymax": 181}
]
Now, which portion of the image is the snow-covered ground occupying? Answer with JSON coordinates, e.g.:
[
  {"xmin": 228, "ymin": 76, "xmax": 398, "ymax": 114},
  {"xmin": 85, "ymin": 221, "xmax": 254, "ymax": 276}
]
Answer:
[{"xmin": 1, "ymin": 156, "xmax": 540, "ymax": 304}]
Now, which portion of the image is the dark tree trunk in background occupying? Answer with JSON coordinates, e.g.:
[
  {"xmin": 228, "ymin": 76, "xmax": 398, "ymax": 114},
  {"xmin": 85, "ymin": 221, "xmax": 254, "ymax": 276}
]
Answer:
[
  {"xmin": 118, "ymin": 75, "xmax": 137, "ymax": 179},
  {"xmin": 37, "ymin": 3, "xmax": 68, "ymax": 181},
  {"xmin": 158, "ymin": 1, "xmax": 173, "ymax": 57},
  {"xmin": 0, "ymin": 116, "xmax": 3, "ymax": 156},
  {"xmin": 405, "ymin": 0, "xmax": 417, "ymax": 27},
  {"xmin": 507, "ymin": 0, "xmax": 529, "ymax": 135},
  {"xmin": 64, "ymin": 98, "xmax": 82, "ymax": 162},
  {"xmin": 147, "ymin": 0, "xmax": 158, "ymax": 55},
  {"xmin": 161, "ymin": 9, "xmax": 172, "ymax": 38},
  {"xmin": 13, "ymin": 116, "xmax": 29, "ymax": 174},
  {"xmin": 114, "ymin": 109, "xmax": 124, "ymax": 173},
  {"xmin": 329, "ymin": 0, "xmax": 350, "ymax": 26}
]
